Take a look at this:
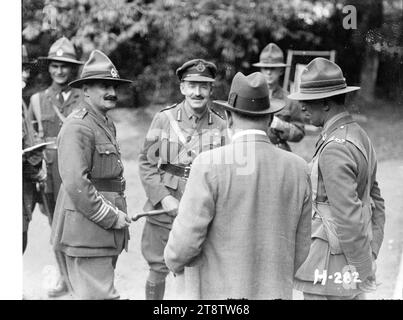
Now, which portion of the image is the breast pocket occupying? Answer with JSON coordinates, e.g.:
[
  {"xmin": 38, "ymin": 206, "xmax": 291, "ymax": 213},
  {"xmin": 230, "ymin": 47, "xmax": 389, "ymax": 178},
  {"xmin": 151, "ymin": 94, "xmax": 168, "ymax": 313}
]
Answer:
[{"xmin": 92, "ymin": 143, "xmax": 121, "ymax": 178}]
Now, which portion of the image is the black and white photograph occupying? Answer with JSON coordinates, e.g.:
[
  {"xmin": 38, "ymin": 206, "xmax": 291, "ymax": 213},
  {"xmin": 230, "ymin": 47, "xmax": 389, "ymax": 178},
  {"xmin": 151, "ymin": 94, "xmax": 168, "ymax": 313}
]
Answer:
[{"xmin": 13, "ymin": 0, "xmax": 403, "ymax": 304}]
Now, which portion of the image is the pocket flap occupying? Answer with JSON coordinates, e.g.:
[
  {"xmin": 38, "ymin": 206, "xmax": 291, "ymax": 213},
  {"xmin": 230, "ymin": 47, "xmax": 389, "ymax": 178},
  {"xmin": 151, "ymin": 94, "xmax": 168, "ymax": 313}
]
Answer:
[
  {"xmin": 60, "ymin": 210, "xmax": 117, "ymax": 249},
  {"xmin": 96, "ymin": 144, "xmax": 117, "ymax": 155}
]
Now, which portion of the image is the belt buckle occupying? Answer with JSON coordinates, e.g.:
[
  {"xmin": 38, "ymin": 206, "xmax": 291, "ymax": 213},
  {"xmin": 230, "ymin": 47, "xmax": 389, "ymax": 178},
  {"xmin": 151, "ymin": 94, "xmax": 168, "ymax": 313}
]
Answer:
[{"xmin": 183, "ymin": 166, "xmax": 191, "ymax": 179}]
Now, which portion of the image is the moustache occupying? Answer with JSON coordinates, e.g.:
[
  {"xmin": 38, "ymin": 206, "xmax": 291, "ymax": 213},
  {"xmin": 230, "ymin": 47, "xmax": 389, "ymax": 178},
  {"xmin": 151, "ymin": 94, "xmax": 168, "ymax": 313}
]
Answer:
[{"xmin": 104, "ymin": 95, "xmax": 118, "ymax": 101}]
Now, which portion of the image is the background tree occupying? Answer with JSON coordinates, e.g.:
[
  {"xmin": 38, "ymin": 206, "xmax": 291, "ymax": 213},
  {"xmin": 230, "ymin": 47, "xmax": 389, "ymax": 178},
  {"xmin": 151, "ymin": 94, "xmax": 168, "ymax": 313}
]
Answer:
[{"xmin": 22, "ymin": 0, "xmax": 402, "ymax": 108}]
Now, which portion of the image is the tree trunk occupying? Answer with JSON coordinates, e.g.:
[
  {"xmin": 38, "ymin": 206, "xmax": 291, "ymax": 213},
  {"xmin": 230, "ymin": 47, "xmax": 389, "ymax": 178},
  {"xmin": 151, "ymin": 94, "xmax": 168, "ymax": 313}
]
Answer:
[
  {"xmin": 359, "ymin": 47, "xmax": 379, "ymax": 101},
  {"xmin": 352, "ymin": 0, "xmax": 383, "ymax": 101}
]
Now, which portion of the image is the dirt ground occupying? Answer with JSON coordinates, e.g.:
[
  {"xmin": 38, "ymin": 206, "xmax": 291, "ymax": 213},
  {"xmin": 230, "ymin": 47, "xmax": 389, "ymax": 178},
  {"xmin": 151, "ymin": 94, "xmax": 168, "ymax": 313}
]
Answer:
[{"xmin": 23, "ymin": 105, "xmax": 403, "ymax": 300}]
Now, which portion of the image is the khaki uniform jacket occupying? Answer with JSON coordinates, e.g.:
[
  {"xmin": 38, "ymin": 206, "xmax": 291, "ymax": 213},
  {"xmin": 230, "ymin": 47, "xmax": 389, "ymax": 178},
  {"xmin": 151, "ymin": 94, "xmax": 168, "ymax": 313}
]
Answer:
[
  {"xmin": 294, "ymin": 112, "xmax": 385, "ymax": 296},
  {"xmin": 29, "ymin": 85, "xmax": 83, "ymax": 139},
  {"xmin": 138, "ymin": 101, "xmax": 227, "ymax": 228},
  {"xmin": 268, "ymin": 85, "xmax": 305, "ymax": 151},
  {"xmin": 51, "ymin": 102, "xmax": 129, "ymax": 257},
  {"xmin": 22, "ymin": 100, "xmax": 42, "ymax": 232},
  {"xmin": 29, "ymin": 85, "xmax": 83, "ymax": 196},
  {"xmin": 164, "ymin": 133, "xmax": 312, "ymax": 299}
]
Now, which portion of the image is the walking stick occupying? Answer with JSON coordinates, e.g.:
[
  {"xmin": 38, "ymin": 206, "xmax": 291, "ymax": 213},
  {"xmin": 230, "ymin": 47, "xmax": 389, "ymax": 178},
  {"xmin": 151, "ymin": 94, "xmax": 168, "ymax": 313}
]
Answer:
[{"xmin": 131, "ymin": 209, "xmax": 176, "ymax": 221}]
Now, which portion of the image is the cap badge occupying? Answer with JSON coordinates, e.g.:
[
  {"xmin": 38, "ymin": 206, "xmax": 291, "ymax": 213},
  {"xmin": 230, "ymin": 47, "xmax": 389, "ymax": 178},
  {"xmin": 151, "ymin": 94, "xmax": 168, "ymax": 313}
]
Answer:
[
  {"xmin": 111, "ymin": 68, "xmax": 118, "ymax": 78},
  {"xmin": 195, "ymin": 62, "xmax": 206, "ymax": 72},
  {"xmin": 56, "ymin": 49, "xmax": 64, "ymax": 57}
]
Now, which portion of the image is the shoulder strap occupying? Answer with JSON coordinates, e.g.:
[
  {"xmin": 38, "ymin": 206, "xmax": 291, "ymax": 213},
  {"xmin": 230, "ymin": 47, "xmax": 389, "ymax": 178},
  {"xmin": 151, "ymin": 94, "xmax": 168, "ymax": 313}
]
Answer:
[
  {"xmin": 22, "ymin": 99, "xmax": 36, "ymax": 147},
  {"xmin": 165, "ymin": 108, "xmax": 188, "ymax": 146},
  {"xmin": 30, "ymin": 92, "xmax": 43, "ymax": 133},
  {"xmin": 47, "ymin": 95, "xmax": 67, "ymax": 123},
  {"xmin": 160, "ymin": 103, "xmax": 177, "ymax": 113},
  {"xmin": 310, "ymin": 136, "xmax": 336, "ymax": 203}
]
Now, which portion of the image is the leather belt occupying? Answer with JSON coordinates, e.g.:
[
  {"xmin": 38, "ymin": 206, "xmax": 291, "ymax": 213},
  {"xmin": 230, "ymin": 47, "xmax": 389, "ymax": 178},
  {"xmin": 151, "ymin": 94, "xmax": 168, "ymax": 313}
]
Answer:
[
  {"xmin": 160, "ymin": 163, "xmax": 191, "ymax": 179},
  {"xmin": 91, "ymin": 177, "xmax": 126, "ymax": 193}
]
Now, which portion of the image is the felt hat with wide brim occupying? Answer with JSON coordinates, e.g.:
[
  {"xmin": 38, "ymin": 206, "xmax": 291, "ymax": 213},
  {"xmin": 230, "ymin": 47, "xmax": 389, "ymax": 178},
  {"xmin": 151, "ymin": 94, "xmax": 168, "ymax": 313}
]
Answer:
[
  {"xmin": 69, "ymin": 50, "xmax": 132, "ymax": 88},
  {"xmin": 213, "ymin": 72, "xmax": 285, "ymax": 116},
  {"xmin": 38, "ymin": 37, "xmax": 84, "ymax": 65},
  {"xmin": 288, "ymin": 57, "xmax": 360, "ymax": 101},
  {"xmin": 252, "ymin": 43, "xmax": 290, "ymax": 68}
]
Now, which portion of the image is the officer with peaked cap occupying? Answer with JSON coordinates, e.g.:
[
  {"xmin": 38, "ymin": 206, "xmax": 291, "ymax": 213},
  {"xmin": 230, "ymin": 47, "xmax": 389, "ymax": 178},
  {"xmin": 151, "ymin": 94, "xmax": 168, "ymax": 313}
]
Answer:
[
  {"xmin": 50, "ymin": 50, "xmax": 132, "ymax": 299},
  {"xmin": 289, "ymin": 58, "xmax": 385, "ymax": 300},
  {"xmin": 164, "ymin": 72, "xmax": 312, "ymax": 299},
  {"xmin": 28, "ymin": 37, "xmax": 84, "ymax": 225},
  {"xmin": 138, "ymin": 58, "xmax": 227, "ymax": 299},
  {"xmin": 253, "ymin": 43, "xmax": 305, "ymax": 151}
]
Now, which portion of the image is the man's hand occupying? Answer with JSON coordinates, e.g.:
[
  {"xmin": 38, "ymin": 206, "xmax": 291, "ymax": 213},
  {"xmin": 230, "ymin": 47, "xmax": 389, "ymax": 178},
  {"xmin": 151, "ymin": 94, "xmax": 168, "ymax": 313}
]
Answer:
[
  {"xmin": 161, "ymin": 195, "xmax": 179, "ymax": 216},
  {"xmin": 112, "ymin": 210, "xmax": 131, "ymax": 229},
  {"xmin": 270, "ymin": 116, "xmax": 291, "ymax": 140}
]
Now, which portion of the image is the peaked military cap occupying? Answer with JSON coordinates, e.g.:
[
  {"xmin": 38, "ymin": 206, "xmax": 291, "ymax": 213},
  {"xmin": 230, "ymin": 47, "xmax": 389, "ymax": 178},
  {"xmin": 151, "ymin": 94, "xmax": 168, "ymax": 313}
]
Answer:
[
  {"xmin": 253, "ymin": 43, "xmax": 289, "ymax": 68},
  {"xmin": 214, "ymin": 72, "xmax": 285, "ymax": 116},
  {"xmin": 288, "ymin": 58, "xmax": 360, "ymax": 100},
  {"xmin": 176, "ymin": 59, "xmax": 217, "ymax": 82},
  {"xmin": 38, "ymin": 36, "xmax": 83, "ymax": 65},
  {"xmin": 69, "ymin": 50, "xmax": 132, "ymax": 88}
]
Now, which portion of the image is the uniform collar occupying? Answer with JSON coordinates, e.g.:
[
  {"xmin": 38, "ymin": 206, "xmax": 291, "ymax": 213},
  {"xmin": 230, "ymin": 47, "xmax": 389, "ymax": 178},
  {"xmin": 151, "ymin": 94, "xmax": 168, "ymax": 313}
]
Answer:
[
  {"xmin": 83, "ymin": 100, "xmax": 109, "ymax": 124},
  {"xmin": 315, "ymin": 111, "xmax": 354, "ymax": 150},
  {"xmin": 50, "ymin": 82, "xmax": 71, "ymax": 94}
]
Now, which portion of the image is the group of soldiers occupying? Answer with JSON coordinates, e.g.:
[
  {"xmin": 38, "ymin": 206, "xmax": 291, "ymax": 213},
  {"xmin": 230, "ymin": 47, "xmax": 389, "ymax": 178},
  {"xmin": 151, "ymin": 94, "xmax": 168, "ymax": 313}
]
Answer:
[{"xmin": 22, "ymin": 36, "xmax": 385, "ymax": 300}]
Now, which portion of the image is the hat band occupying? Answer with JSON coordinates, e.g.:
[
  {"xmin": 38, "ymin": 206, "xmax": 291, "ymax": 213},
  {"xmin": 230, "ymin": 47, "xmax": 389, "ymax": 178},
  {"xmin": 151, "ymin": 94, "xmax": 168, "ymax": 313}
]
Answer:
[
  {"xmin": 260, "ymin": 57, "xmax": 284, "ymax": 64},
  {"xmin": 48, "ymin": 52, "xmax": 78, "ymax": 60},
  {"xmin": 300, "ymin": 83, "xmax": 347, "ymax": 94},
  {"xmin": 80, "ymin": 70, "xmax": 120, "ymax": 79},
  {"xmin": 228, "ymin": 92, "xmax": 269, "ymax": 112}
]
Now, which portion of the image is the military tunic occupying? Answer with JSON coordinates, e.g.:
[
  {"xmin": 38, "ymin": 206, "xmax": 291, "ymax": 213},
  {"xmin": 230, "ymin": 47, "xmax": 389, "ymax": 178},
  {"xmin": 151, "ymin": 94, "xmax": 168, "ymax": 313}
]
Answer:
[
  {"xmin": 50, "ymin": 102, "xmax": 129, "ymax": 299},
  {"xmin": 29, "ymin": 84, "xmax": 83, "ymax": 217},
  {"xmin": 138, "ymin": 101, "xmax": 226, "ymax": 273},
  {"xmin": 294, "ymin": 112, "xmax": 385, "ymax": 297},
  {"xmin": 22, "ymin": 100, "xmax": 43, "ymax": 252},
  {"xmin": 268, "ymin": 85, "xmax": 305, "ymax": 151}
]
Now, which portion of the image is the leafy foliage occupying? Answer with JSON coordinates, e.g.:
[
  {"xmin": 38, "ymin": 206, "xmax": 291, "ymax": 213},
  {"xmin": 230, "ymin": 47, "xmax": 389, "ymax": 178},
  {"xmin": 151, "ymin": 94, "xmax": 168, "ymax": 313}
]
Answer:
[{"xmin": 22, "ymin": 0, "xmax": 402, "ymax": 107}]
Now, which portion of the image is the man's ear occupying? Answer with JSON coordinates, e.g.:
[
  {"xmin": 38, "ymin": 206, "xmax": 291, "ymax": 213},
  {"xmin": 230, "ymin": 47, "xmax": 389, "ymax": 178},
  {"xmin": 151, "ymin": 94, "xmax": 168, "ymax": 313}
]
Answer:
[
  {"xmin": 322, "ymin": 99, "xmax": 330, "ymax": 111},
  {"xmin": 179, "ymin": 81, "xmax": 186, "ymax": 95},
  {"xmin": 279, "ymin": 68, "xmax": 285, "ymax": 76},
  {"xmin": 209, "ymin": 83, "xmax": 213, "ymax": 95},
  {"xmin": 82, "ymin": 84, "xmax": 90, "ymax": 97}
]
